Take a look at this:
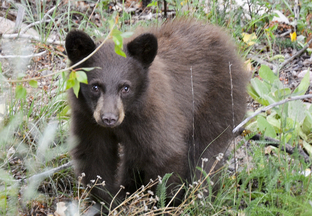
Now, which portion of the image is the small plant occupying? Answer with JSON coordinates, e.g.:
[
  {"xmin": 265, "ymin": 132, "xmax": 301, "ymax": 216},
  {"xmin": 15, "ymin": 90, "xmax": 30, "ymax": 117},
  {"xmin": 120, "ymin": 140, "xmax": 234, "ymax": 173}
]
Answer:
[
  {"xmin": 1, "ymin": 0, "xmax": 312, "ymax": 215},
  {"xmin": 247, "ymin": 65, "xmax": 311, "ymax": 145}
]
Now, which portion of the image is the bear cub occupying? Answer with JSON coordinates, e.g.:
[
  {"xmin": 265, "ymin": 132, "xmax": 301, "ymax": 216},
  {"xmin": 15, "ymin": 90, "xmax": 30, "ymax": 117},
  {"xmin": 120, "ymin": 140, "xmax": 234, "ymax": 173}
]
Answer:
[{"xmin": 65, "ymin": 19, "xmax": 248, "ymax": 207}]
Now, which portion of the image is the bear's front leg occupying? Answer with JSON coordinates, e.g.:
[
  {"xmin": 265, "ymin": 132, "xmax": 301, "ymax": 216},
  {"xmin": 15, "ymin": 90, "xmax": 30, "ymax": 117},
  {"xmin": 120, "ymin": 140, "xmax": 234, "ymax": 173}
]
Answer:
[
  {"xmin": 117, "ymin": 152, "xmax": 188, "ymax": 207},
  {"xmin": 70, "ymin": 118, "xmax": 120, "ymax": 206}
]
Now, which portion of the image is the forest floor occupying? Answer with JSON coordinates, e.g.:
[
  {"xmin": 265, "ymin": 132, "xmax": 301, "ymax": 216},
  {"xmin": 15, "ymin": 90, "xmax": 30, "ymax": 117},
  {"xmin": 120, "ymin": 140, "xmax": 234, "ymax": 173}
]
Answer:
[{"xmin": 0, "ymin": 0, "xmax": 312, "ymax": 215}]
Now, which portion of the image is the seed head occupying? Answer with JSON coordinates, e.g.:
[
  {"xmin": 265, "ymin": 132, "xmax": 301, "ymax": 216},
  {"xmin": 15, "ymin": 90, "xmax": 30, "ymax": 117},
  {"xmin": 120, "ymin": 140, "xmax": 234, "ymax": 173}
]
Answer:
[
  {"xmin": 216, "ymin": 153, "xmax": 224, "ymax": 161},
  {"xmin": 201, "ymin": 158, "xmax": 208, "ymax": 162}
]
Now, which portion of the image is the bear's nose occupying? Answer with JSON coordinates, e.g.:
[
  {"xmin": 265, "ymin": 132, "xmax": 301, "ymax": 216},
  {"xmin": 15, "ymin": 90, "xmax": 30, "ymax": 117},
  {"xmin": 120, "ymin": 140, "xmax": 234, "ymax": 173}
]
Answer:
[{"xmin": 102, "ymin": 113, "xmax": 118, "ymax": 126}]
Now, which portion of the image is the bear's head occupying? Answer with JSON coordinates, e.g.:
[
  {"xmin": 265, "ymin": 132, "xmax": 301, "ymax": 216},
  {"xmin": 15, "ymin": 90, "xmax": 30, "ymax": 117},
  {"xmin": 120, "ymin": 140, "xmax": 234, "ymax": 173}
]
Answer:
[{"xmin": 65, "ymin": 30, "xmax": 158, "ymax": 128}]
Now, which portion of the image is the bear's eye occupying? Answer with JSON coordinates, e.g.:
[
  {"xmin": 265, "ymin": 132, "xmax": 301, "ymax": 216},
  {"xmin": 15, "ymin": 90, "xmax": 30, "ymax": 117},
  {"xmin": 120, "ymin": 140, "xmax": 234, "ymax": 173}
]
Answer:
[
  {"xmin": 121, "ymin": 85, "xmax": 130, "ymax": 94},
  {"xmin": 91, "ymin": 85, "xmax": 99, "ymax": 92}
]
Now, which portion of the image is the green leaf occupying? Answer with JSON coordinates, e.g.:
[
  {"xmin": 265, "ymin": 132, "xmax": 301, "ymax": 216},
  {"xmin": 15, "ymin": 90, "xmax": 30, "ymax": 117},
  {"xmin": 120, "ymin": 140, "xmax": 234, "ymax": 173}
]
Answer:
[
  {"xmin": 108, "ymin": 20, "xmax": 115, "ymax": 30},
  {"xmin": 247, "ymin": 83, "xmax": 260, "ymax": 99},
  {"xmin": 76, "ymin": 71, "xmax": 88, "ymax": 84},
  {"xmin": 245, "ymin": 121, "xmax": 258, "ymax": 132},
  {"xmin": 70, "ymin": 70, "xmax": 77, "ymax": 79},
  {"xmin": 58, "ymin": 104, "xmax": 71, "ymax": 117},
  {"xmin": 267, "ymin": 112, "xmax": 281, "ymax": 132},
  {"xmin": 285, "ymin": 117, "xmax": 295, "ymax": 132},
  {"xmin": 113, "ymin": 35, "xmax": 123, "ymax": 48},
  {"xmin": 66, "ymin": 79, "xmax": 75, "ymax": 90},
  {"xmin": 257, "ymin": 115, "xmax": 276, "ymax": 138},
  {"xmin": 120, "ymin": 32, "xmax": 133, "ymax": 38},
  {"xmin": 302, "ymin": 140, "xmax": 312, "ymax": 156},
  {"xmin": 66, "ymin": 71, "xmax": 77, "ymax": 90},
  {"xmin": 251, "ymin": 78, "xmax": 270, "ymax": 97},
  {"xmin": 249, "ymin": 78, "xmax": 270, "ymax": 105},
  {"xmin": 17, "ymin": 73, "xmax": 26, "ymax": 79},
  {"xmin": 29, "ymin": 80, "xmax": 38, "ymax": 88},
  {"xmin": 114, "ymin": 45, "xmax": 126, "ymax": 58},
  {"xmin": 293, "ymin": 69, "xmax": 310, "ymax": 95},
  {"xmin": 72, "ymin": 79, "xmax": 80, "ymax": 98},
  {"xmin": 112, "ymin": 29, "xmax": 123, "ymax": 46},
  {"xmin": 271, "ymin": 79, "xmax": 284, "ymax": 92},
  {"xmin": 298, "ymin": 127, "xmax": 308, "ymax": 141},
  {"xmin": 259, "ymin": 65, "xmax": 278, "ymax": 83},
  {"xmin": 15, "ymin": 85, "xmax": 27, "ymax": 99},
  {"xmin": 62, "ymin": 71, "xmax": 66, "ymax": 81},
  {"xmin": 273, "ymin": 88, "xmax": 291, "ymax": 99},
  {"xmin": 156, "ymin": 173, "xmax": 173, "ymax": 208},
  {"xmin": 302, "ymin": 106, "xmax": 312, "ymax": 135},
  {"xmin": 288, "ymin": 101, "xmax": 306, "ymax": 124},
  {"xmin": 262, "ymin": 93, "xmax": 277, "ymax": 105},
  {"xmin": 147, "ymin": 0, "xmax": 157, "ymax": 7}
]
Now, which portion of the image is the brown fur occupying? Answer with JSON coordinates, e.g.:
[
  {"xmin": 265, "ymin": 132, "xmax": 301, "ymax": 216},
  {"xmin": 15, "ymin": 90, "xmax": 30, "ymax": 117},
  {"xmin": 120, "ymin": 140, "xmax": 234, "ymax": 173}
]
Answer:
[{"xmin": 65, "ymin": 19, "xmax": 248, "ymax": 206}]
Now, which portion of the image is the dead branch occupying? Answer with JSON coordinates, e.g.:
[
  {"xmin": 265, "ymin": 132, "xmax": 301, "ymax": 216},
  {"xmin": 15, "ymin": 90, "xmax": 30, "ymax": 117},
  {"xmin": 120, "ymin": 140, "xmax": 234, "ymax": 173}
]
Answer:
[
  {"xmin": 1, "ymin": 33, "xmax": 64, "ymax": 45},
  {"xmin": 274, "ymin": 37, "xmax": 312, "ymax": 73},
  {"xmin": 248, "ymin": 133, "xmax": 310, "ymax": 163},
  {"xmin": 20, "ymin": 5, "xmax": 57, "ymax": 35},
  {"xmin": 21, "ymin": 161, "xmax": 72, "ymax": 184},
  {"xmin": 0, "ymin": 51, "xmax": 46, "ymax": 59},
  {"xmin": 233, "ymin": 94, "xmax": 312, "ymax": 133}
]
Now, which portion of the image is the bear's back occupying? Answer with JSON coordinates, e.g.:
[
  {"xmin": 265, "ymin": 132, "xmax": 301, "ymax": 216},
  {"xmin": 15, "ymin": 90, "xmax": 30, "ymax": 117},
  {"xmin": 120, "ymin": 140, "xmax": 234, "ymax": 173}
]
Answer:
[
  {"xmin": 142, "ymin": 20, "xmax": 247, "ymax": 127},
  {"xmin": 145, "ymin": 19, "xmax": 248, "ymax": 171}
]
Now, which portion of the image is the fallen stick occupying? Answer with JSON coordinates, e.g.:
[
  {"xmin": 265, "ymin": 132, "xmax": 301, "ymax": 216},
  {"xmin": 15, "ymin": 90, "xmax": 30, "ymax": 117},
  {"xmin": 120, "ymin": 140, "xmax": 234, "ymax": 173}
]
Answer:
[
  {"xmin": 274, "ymin": 37, "xmax": 312, "ymax": 73},
  {"xmin": 248, "ymin": 133, "xmax": 310, "ymax": 163},
  {"xmin": 21, "ymin": 161, "xmax": 72, "ymax": 184}
]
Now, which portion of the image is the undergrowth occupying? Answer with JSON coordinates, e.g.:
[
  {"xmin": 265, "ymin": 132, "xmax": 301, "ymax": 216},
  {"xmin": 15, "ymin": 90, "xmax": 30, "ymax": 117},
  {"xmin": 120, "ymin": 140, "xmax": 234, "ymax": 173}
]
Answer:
[{"xmin": 0, "ymin": 0, "xmax": 311, "ymax": 215}]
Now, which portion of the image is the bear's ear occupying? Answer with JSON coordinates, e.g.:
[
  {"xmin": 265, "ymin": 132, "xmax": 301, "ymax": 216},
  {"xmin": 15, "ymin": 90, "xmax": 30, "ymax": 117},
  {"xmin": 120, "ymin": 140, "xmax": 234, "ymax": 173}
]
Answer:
[
  {"xmin": 127, "ymin": 33, "xmax": 158, "ymax": 67},
  {"xmin": 65, "ymin": 30, "xmax": 96, "ymax": 63}
]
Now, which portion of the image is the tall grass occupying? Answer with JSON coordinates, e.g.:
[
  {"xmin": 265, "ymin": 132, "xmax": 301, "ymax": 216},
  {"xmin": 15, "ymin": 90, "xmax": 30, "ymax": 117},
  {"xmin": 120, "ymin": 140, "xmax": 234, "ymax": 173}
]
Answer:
[{"xmin": 0, "ymin": 0, "xmax": 311, "ymax": 215}]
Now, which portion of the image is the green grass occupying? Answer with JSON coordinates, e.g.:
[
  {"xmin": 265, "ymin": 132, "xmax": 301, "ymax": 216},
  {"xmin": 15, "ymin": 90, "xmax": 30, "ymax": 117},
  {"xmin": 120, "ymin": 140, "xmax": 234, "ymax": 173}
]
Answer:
[{"xmin": 0, "ymin": 0, "xmax": 312, "ymax": 215}]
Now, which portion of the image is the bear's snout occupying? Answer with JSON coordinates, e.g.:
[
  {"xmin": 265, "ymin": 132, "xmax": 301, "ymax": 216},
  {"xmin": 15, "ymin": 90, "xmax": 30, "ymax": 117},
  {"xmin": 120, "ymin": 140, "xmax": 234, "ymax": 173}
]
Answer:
[
  {"xmin": 93, "ymin": 96, "xmax": 125, "ymax": 128},
  {"xmin": 102, "ymin": 113, "xmax": 118, "ymax": 127}
]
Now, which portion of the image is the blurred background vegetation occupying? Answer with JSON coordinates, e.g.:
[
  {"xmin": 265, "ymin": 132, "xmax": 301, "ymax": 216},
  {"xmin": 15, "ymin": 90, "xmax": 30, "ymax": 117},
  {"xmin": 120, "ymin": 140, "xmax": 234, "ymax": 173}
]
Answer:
[{"xmin": 0, "ymin": 0, "xmax": 312, "ymax": 215}]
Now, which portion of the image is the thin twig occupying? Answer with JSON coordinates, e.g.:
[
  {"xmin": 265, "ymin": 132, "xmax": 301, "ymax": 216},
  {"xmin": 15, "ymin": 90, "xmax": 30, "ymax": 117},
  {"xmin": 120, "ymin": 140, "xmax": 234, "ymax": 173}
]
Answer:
[
  {"xmin": 247, "ymin": 54, "xmax": 278, "ymax": 71},
  {"xmin": 2, "ymin": 33, "xmax": 63, "ymax": 45},
  {"xmin": 20, "ymin": 19, "xmax": 51, "ymax": 34},
  {"xmin": 233, "ymin": 94, "xmax": 312, "ymax": 133},
  {"xmin": 229, "ymin": 61, "xmax": 239, "ymax": 205},
  {"xmin": 0, "ymin": 51, "xmax": 47, "ymax": 59},
  {"xmin": 274, "ymin": 37, "xmax": 312, "ymax": 73},
  {"xmin": 165, "ymin": 183, "xmax": 185, "ymax": 208},
  {"xmin": 87, "ymin": 0, "xmax": 100, "ymax": 28},
  {"xmin": 190, "ymin": 66, "xmax": 195, "ymax": 166},
  {"xmin": 20, "ymin": 4, "xmax": 58, "ymax": 35},
  {"xmin": 6, "ymin": 23, "xmax": 116, "ymax": 83},
  {"xmin": 22, "ymin": 161, "xmax": 72, "ymax": 184},
  {"xmin": 279, "ymin": 29, "xmax": 291, "ymax": 37}
]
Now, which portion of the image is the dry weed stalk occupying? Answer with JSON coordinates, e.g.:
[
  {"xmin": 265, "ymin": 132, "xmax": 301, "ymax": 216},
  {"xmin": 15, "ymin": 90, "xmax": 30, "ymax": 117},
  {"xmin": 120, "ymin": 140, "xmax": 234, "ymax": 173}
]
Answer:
[{"xmin": 104, "ymin": 156, "xmax": 224, "ymax": 215}]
